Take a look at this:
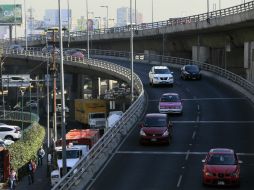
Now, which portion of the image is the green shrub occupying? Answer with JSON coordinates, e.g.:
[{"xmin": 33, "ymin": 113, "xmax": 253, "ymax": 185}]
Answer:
[{"xmin": 8, "ymin": 122, "xmax": 45, "ymax": 173}]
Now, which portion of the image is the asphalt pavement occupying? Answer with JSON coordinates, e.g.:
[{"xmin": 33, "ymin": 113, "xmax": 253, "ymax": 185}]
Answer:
[{"xmin": 15, "ymin": 156, "xmax": 51, "ymax": 190}]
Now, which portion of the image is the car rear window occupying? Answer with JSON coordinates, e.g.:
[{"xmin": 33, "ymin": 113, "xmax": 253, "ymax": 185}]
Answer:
[
  {"xmin": 144, "ymin": 117, "xmax": 167, "ymax": 127},
  {"xmin": 161, "ymin": 95, "xmax": 180, "ymax": 102}
]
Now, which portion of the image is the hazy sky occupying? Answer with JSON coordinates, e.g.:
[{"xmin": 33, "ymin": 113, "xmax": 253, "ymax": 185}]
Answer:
[{"xmin": 0, "ymin": 0, "xmax": 248, "ymax": 22}]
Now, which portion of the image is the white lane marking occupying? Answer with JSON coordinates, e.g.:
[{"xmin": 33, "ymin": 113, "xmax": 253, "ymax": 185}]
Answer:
[
  {"xmin": 116, "ymin": 151, "xmax": 254, "ymax": 156},
  {"xmin": 177, "ymin": 175, "xmax": 183, "ymax": 188},
  {"xmin": 197, "ymin": 104, "xmax": 200, "ymax": 112},
  {"xmin": 148, "ymin": 97, "xmax": 246, "ymax": 102},
  {"xmin": 192, "ymin": 131, "xmax": 196, "ymax": 139},
  {"xmin": 172, "ymin": 121, "xmax": 254, "ymax": 124},
  {"xmin": 185, "ymin": 150, "xmax": 190, "ymax": 160}
]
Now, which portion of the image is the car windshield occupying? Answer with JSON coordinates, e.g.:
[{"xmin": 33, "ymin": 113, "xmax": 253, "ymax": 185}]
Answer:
[
  {"xmin": 144, "ymin": 117, "xmax": 167, "ymax": 127},
  {"xmin": 57, "ymin": 150, "xmax": 80, "ymax": 159},
  {"xmin": 185, "ymin": 65, "xmax": 199, "ymax": 72},
  {"xmin": 160, "ymin": 95, "xmax": 180, "ymax": 102},
  {"xmin": 207, "ymin": 154, "xmax": 237, "ymax": 165},
  {"xmin": 154, "ymin": 69, "xmax": 170, "ymax": 74},
  {"xmin": 90, "ymin": 113, "xmax": 105, "ymax": 118}
]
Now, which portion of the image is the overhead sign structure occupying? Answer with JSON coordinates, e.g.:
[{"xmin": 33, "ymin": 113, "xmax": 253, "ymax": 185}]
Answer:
[
  {"xmin": 0, "ymin": 4, "xmax": 22, "ymax": 25},
  {"xmin": 2, "ymin": 74, "xmax": 30, "ymax": 87}
]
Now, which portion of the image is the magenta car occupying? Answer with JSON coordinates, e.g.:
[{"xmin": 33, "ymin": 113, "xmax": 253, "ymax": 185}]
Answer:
[
  {"xmin": 158, "ymin": 93, "xmax": 183, "ymax": 114},
  {"xmin": 71, "ymin": 51, "xmax": 85, "ymax": 59}
]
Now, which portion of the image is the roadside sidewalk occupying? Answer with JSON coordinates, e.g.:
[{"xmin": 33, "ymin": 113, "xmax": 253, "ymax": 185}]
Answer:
[{"xmin": 15, "ymin": 156, "xmax": 51, "ymax": 190}]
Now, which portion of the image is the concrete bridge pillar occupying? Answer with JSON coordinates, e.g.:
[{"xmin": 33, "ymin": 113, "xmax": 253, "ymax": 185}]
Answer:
[
  {"xmin": 192, "ymin": 46, "xmax": 210, "ymax": 63},
  {"xmin": 244, "ymin": 41, "xmax": 254, "ymax": 82},
  {"xmin": 91, "ymin": 76, "xmax": 99, "ymax": 99},
  {"xmin": 72, "ymin": 74, "xmax": 85, "ymax": 99}
]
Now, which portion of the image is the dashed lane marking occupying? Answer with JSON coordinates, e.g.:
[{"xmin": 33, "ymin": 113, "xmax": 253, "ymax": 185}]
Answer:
[
  {"xmin": 185, "ymin": 150, "xmax": 190, "ymax": 160},
  {"xmin": 116, "ymin": 151, "xmax": 254, "ymax": 156},
  {"xmin": 192, "ymin": 131, "xmax": 196, "ymax": 139},
  {"xmin": 172, "ymin": 121, "xmax": 254, "ymax": 124},
  {"xmin": 177, "ymin": 175, "xmax": 183, "ymax": 188},
  {"xmin": 148, "ymin": 97, "xmax": 246, "ymax": 102}
]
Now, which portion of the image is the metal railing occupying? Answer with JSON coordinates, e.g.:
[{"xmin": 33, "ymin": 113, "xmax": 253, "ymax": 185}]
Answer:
[
  {"xmin": 4, "ymin": 48, "xmax": 254, "ymax": 189},
  {"xmin": 3, "ymin": 1, "xmax": 254, "ymax": 46},
  {"xmin": 0, "ymin": 110, "xmax": 39, "ymax": 123},
  {"xmin": 3, "ymin": 49, "xmax": 146, "ymax": 190}
]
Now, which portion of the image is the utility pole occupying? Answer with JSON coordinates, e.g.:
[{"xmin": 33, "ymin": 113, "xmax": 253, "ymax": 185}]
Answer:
[{"xmin": 49, "ymin": 29, "xmax": 58, "ymax": 142}]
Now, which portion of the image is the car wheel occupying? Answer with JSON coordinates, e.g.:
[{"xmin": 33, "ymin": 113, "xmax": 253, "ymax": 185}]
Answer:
[
  {"xmin": 5, "ymin": 136, "xmax": 14, "ymax": 141},
  {"xmin": 151, "ymin": 80, "xmax": 154, "ymax": 87}
]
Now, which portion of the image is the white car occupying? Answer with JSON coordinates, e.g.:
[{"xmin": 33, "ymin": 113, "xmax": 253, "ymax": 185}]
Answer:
[
  {"xmin": 0, "ymin": 138, "xmax": 14, "ymax": 147},
  {"xmin": 26, "ymin": 100, "xmax": 38, "ymax": 108},
  {"xmin": 149, "ymin": 66, "xmax": 174, "ymax": 86},
  {"xmin": 0, "ymin": 123, "xmax": 21, "ymax": 140}
]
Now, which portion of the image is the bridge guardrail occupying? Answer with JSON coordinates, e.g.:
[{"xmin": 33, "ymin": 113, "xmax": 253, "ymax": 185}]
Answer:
[
  {"xmin": 4, "ymin": 1, "xmax": 254, "ymax": 45},
  {"xmin": 3, "ymin": 48, "xmax": 145, "ymax": 190},
  {"xmin": 88, "ymin": 49, "xmax": 254, "ymax": 100},
  {"xmin": 4, "ymin": 48, "xmax": 254, "ymax": 189}
]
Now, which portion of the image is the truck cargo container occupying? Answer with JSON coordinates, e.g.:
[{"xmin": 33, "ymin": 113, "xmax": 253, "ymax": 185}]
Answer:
[
  {"xmin": 74, "ymin": 99, "xmax": 107, "ymax": 130},
  {"xmin": 56, "ymin": 129, "xmax": 100, "ymax": 149}
]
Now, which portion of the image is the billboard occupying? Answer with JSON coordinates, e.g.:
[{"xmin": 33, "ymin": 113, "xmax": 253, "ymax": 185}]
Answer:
[
  {"xmin": 2, "ymin": 74, "xmax": 30, "ymax": 87},
  {"xmin": 0, "ymin": 4, "xmax": 22, "ymax": 25}
]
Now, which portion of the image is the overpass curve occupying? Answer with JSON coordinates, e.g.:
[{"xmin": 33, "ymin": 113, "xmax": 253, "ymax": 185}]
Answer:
[
  {"xmin": 86, "ymin": 58, "xmax": 254, "ymax": 190},
  {"xmin": 3, "ymin": 50, "xmax": 254, "ymax": 190}
]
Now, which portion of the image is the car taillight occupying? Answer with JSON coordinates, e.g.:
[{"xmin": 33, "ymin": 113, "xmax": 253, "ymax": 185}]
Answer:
[{"xmin": 15, "ymin": 127, "xmax": 20, "ymax": 133}]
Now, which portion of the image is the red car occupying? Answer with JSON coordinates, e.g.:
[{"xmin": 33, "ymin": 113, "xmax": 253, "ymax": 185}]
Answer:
[
  {"xmin": 139, "ymin": 113, "xmax": 173, "ymax": 145},
  {"xmin": 202, "ymin": 148, "xmax": 241, "ymax": 186}
]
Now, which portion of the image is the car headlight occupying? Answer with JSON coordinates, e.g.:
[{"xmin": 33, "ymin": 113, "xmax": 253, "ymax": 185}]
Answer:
[
  {"xmin": 140, "ymin": 129, "xmax": 146, "ymax": 136},
  {"xmin": 162, "ymin": 130, "xmax": 169, "ymax": 136},
  {"xmin": 183, "ymin": 71, "xmax": 189, "ymax": 74},
  {"xmin": 153, "ymin": 77, "xmax": 159, "ymax": 80},
  {"xmin": 230, "ymin": 172, "xmax": 239, "ymax": 177},
  {"xmin": 205, "ymin": 172, "xmax": 213, "ymax": 176}
]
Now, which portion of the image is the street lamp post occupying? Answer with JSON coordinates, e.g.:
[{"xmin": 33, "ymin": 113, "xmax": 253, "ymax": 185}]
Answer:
[
  {"xmin": 100, "ymin": 5, "xmax": 108, "ymax": 28},
  {"xmin": 109, "ymin": 18, "xmax": 115, "ymax": 27},
  {"xmin": 95, "ymin": 16, "xmax": 101, "ymax": 30},
  {"xmin": 86, "ymin": 0, "xmax": 90, "ymax": 59},
  {"xmin": 58, "ymin": 0, "xmax": 67, "ymax": 176},
  {"xmin": 152, "ymin": 0, "xmax": 154, "ymax": 23},
  {"xmin": 67, "ymin": 0, "xmax": 70, "ymax": 48},
  {"xmin": 24, "ymin": 0, "xmax": 27, "ymax": 50},
  {"xmin": 207, "ymin": 0, "xmax": 210, "ymax": 23},
  {"xmin": 0, "ymin": 58, "xmax": 5, "ymax": 119},
  {"xmin": 20, "ymin": 86, "xmax": 26, "ymax": 139},
  {"xmin": 130, "ymin": 0, "xmax": 134, "ymax": 102}
]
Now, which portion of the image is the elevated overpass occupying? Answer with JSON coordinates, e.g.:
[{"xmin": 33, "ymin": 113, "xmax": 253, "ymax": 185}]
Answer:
[{"xmin": 4, "ymin": 1, "xmax": 254, "ymax": 82}]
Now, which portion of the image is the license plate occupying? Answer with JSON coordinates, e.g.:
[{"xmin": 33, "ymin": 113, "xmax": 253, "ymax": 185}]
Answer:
[
  {"xmin": 151, "ymin": 138, "xmax": 157, "ymax": 142},
  {"xmin": 218, "ymin": 181, "xmax": 225, "ymax": 185}
]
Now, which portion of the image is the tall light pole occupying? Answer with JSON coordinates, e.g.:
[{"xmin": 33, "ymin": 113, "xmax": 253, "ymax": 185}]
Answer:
[
  {"xmin": 135, "ymin": 0, "xmax": 137, "ymax": 24},
  {"xmin": 100, "ymin": 5, "xmax": 108, "ymax": 28},
  {"xmin": 20, "ymin": 86, "xmax": 26, "ymax": 139},
  {"xmin": 24, "ymin": 0, "xmax": 27, "ymax": 50},
  {"xmin": 95, "ymin": 16, "xmax": 101, "ymax": 29},
  {"xmin": 207, "ymin": 0, "xmax": 210, "ymax": 23},
  {"xmin": 14, "ymin": 0, "xmax": 17, "ymax": 43},
  {"xmin": 67, "ymin": 0, "xmax": 70, "ymax": 48},
  {"xmin": 152, "ymin": 0, "xmax": 154, "ymax": 23},
  {"xmin": 109, "ymin": 18, "xmax": 115, "ymax": 27},
  {"xmin": 58, "ymin": 0, "xmax": 67, "ymax": 176},
  {"xmin": 130, "ymin": 0, "xmax": 134, "ymax": 102},
  {"xmin": 46, "ymin": 59, "xmax": 50, "ymax": 149},
  {"xmin": 86, "ymin": 0, "xmax": 90, "ymax": 59}
]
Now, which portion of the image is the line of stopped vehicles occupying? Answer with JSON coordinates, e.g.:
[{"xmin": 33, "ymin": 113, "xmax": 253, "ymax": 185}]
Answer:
[{"xmin": 144, "ymin": 64, "xmax": 242, "ymax": 187}]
